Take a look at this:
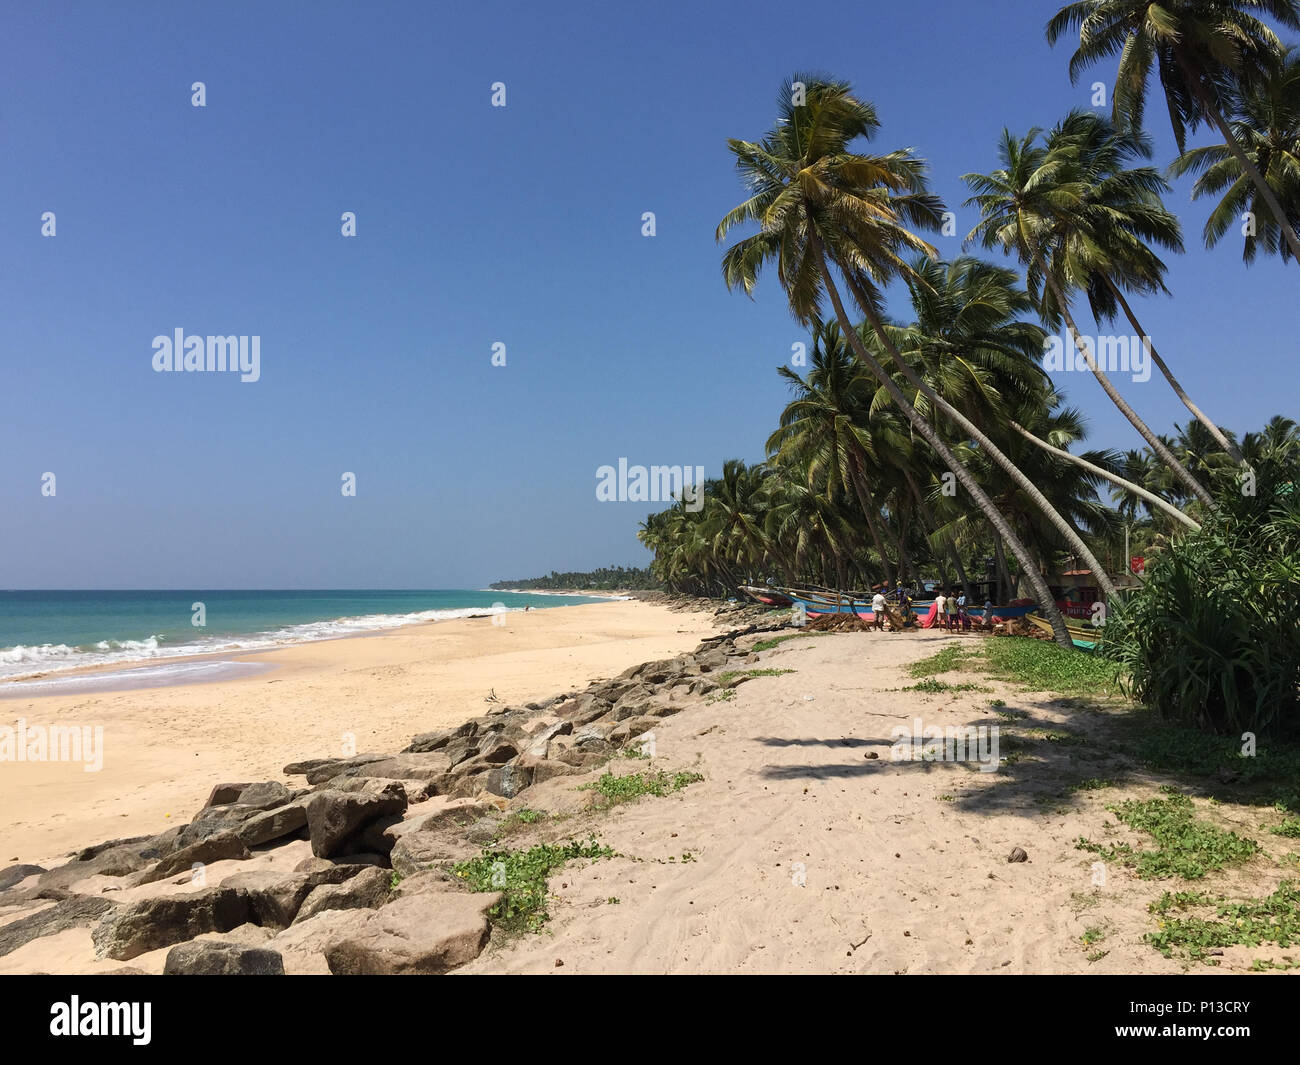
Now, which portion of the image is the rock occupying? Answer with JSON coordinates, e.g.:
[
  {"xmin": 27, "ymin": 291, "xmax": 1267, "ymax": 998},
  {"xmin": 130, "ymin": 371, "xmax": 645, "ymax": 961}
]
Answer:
[
  {"xmin": 204, "ymin": 783, "xmax": 252, "ymax": 807},
  {"xmin": 34, "ymin": 845, "xmax": 153, "ymax": 894},
  {"xmin": 0, "ymin": 896, "xmax": 116, "ymax": 958},
  {"xmin": 294, "ymin": 866, "xmax": 392, "ymax": 923},
  {"xmin": 176, "ymin": 805, "xmax": 269, "ymax": 848},
  {"xmin": 694, "ymin": 647, "xmax": 727, "ymax": 672},
  {"xmin": 556, "ymin": 747, "xmax": 610, "ymax": 769},
  {"xmin": 329, "ymin": 777, "xmax": 434, "ymax": 803},
  {"xmin": 1007, "ymin": 847, "xmax": 1028, "ymax": 863},
  {"xmin": 560, "ymin": 694, "xmax": 614, "ymax": 727},
  {"xmin": 484, "ymin": 762, "xmax": 533, "ymax": 799},
  {"xmin": 323, "ymin": 889, "xmax": 500, "ymax": 974},
  {"xmin": 163, "ymin": 941, "xmax": 285, "ymax": 975},
  {"xmin": 476, "ymin": 737, "xmax": 520, "ymax": 764},
  {"xmin": 516, "ymin": 753, "xmax": 584, "ymax": 784},
  {"xmin": 71, "ymin": 835, "xmax": 154, "ymax": 862},
  {"xmin": 324, "ymin": 754, "xmax": 451, "ymax": 785},
  {"xmin": 220, "ymin": 865, "xmax": 364, "ymax": 927},
  {"xmin": 645, "ymin": 703, "xmax": 685, "ymax": 720},
  {"xmin": 0, "ymin": 864, "xmax": 45, "ymax": 891},
  {"xmin": 608, "ymin": 717, "xmax": 657, "ymax": 746},
  {"xmin": 92, "ymin": 888, "xmax": 252, "ymax": 961},
  {"xmin": 237, "ymin": 803, "xmax": 309, "ymax": 847},
  {"xmin": 137, "ymin": 831, "xmax": 251, "ymax": 885},
  {"xmin": 304, "ymin": 786, "xmax": 408, "ymax": 858},
  {"xmin": 573, "ymin": 721, "xmax": 615, "ymax": 746},
  {"xmin": 405, "ymin": 727, "xmax": 455, "ymax": 754},
  {"xmin": 235, "ymin": 782, "xmax": 293, "ymax": 810},
  {"xmin": 390, "ymin": 832, "xmax": 477, "ymax": 879},
  {"xmin": 610, "ymin": 685, "xmax": 657, "ymax": 720}
]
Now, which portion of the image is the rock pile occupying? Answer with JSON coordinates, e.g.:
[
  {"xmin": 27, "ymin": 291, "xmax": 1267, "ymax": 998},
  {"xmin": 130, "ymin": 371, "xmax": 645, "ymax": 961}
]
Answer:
[{"xmin": 0, "ymin": 623, "xmax": 788, "ymax": 975}]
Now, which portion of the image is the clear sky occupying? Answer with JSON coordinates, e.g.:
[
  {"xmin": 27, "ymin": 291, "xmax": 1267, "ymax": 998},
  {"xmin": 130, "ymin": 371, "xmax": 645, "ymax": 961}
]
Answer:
[{"xmin": 2, "ymin": 0, "xmax": 1295, "ymax": 588}]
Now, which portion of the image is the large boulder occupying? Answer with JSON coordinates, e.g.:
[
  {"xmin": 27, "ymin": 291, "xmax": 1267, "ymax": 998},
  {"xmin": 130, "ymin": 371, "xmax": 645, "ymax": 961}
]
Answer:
[
  {"xmin": 322, "ymin": 888, "xmax": 500, "ymax": 974},
  {"xmin": 484, "ymin": 762, "xmax": 533, "ymax": 799},
  {"xmin": 294, "ymin": 866, "xmax": 391, "ymax": 923},
  {"xmin": 235, "ymin": 782, "xmax": 293, "ymax": 810},
  {"xmin": 136, "ymin": 831, "xmax": 251, "ymax": 885},
  {"xmin": 304, "ymin": 786, "xmax": 408, "ymax": 859},
  {"xmin": 163, "ymin": 941, "xmax": 285, "ymax": 975},
  {"xmin": 0, "ymin": 864, "xmax": 45, "ymax": 891},
  {"xmin": 236, "ymin": 802, "xmax": 309, "ymax": 847},
  {"xmin": 92, "ymin": 888, "xmax": 252, "ymax": 961}
]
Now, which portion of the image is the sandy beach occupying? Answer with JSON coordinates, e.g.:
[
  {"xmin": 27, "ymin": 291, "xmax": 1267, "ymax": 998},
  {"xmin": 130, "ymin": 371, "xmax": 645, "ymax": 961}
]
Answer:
[{"xmin": 0, "ymin": 599, "xmax": 716, "ymax": 865}]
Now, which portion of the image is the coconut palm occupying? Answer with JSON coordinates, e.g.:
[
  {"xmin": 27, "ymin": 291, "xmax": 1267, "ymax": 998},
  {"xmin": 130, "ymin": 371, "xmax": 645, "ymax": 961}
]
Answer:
[
  {"xmin": 963, "ymin": 116, "xmax": 1219, "ymax": 508},
  {"xmin": 716, "ymin": 76, "xmax": 1095, "ymax": 645},
  {"xmin": 1046, "ymin": 0, "xmax": 1300, "ymax": 264},
  {"xmin": 1168, "ymin": 44, "xmax": 1300, "ymax": 265},
  {"xmin": 767, "ymin": 321, "xmax": 897, "ymax": 584}
]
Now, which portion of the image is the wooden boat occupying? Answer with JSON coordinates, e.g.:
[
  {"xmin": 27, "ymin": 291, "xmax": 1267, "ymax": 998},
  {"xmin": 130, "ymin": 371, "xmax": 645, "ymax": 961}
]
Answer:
[
  {"xmin": 739, "ymin": 586, "xmax": 794, "ymax": 608},
  {"xmin": 1025, "ymin": 613, "xmax": 1098, "ymax": 650},
  {"xmin": 964, "ymin": 603, "xmax": 1038, "ymax": 620}
]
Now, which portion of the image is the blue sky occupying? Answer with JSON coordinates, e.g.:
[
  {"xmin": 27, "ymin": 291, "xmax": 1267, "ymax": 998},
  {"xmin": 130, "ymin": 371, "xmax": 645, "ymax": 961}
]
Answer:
[{"xmin": 1, "ymin": 0, "xmax": 1295, "ymax": 588}]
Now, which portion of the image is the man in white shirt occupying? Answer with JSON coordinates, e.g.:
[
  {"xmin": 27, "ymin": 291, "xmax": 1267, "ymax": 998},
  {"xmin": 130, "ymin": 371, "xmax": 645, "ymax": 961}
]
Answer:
[
  {"xmin": 934, "ymin": 591, "xmax": 948, "ymax": 630},
  {"xmin": 871, "ymin": 589, "xmax": 888, "ymax": 631}
]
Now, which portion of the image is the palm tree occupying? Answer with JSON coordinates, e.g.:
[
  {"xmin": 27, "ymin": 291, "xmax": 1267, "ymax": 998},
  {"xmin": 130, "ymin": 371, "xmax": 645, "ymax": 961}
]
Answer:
[
  {"xmin": 1168, "ymin": 45, "xmax": 1300, "ymax": 265},
  {"xmin": 963, "ymin": 116, "xmax": 1219, "ymax": 508},
  {"xmin": 767, "ymin": 322, "xmax": 896, "ymax": 584},
  {"xmin": 1046, "ymin": 0, "xmax": 1300, "ymax": 264},
  {"xmin": 716, "ymin": 75, "xmax": 1078, "ymax": 645}
]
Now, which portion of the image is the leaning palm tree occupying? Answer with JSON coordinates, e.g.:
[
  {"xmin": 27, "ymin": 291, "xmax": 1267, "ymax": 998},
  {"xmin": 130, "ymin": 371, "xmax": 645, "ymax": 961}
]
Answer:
[
  {"xmin": 717, "ymin": 75, "xmax": 1078, "ymax": 645},
  {"xmin": 898, "ymin": 254, "xmax": 1199, "ymax": 529},
  {"xmin": 963, "ymin": 117, "xmax": 1219, "ymax": 508},
  {"xmin": 1168, "ymin": 44, "xmax": 1300, "ymax": 265},
  {"xmin": 1046, "ymin": 0, "xmax": 1300, "ymax": 264}
]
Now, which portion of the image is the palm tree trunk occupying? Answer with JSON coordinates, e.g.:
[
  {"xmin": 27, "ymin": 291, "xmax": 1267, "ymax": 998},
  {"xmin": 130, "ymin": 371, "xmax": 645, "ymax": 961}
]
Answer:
[
  {"xmin": 813, "ymin": 249, "xmax": 1075, "ymax": 648},
  {"xmin": 1042, "ymin": 271, "xmax": 1218, "ymax": 510},
  {"xmin": 842, "ymin": 272, "xmax": 1119, "ymax": 601},
  {"xmin": 846, "ymin": 450, "xmax": 896, "ymax": 585},
  {"xmin": 1007, "ymin": 420, "xmax": 1201, "ymax": 530},
  {"xmin": 993, "ymin": 534, "xmax": 1011, "ymax": 605},
  {"xmin": 1102, "ymin": 276, "xmax": 1245, "ymax": 463}
]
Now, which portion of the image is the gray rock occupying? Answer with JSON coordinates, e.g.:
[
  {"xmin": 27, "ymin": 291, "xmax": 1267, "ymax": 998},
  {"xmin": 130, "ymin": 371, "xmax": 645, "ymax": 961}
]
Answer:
[
  {"xmin": 137, "ymin": 831, "xmax": 251, "ymax": 885},
  {"xmin": 163, "ymin": 941, "xmax": 285, "ymax": 975},
  {"xmin": 0, "ymin": 864, "xmax": 45, "ymax": 891},
  {"xmin": 204, "ymin": 783, "xmax": 252, "ymax": 807},
  {"xmin": 304, "ymin": 786, "xmax": 408, "ymax": 859},
  {"xmin": 484, "ymin": 762, "xmax": 533, "ymax": 799},
  {"xmin": 236, "ymin": 802, "xmax": 308, "ymax": 847},
  {"xmin": 323, "ymin": 889, "xmax": 500, "ymax": 974},
  {"xmin": 236, "ymin": 782, "xmax": 293, "ymax": 810},
  {"xmin": 0, "ymin": 896, "xmax": 116, "ymax": 958},
  {"xmin": 92, "ymin": 888, "xmax": 252, "ymax": 961},
  {"xmin": 294, "ymin": 866, "xmax": 391, "ymax": 923}
]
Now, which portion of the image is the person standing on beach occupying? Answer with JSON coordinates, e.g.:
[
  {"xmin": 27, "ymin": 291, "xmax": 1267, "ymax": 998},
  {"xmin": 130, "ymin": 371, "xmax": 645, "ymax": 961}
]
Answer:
[
  {"xmin": 944, "ymin": 590, "xmax": 957, "ymax": 631},
  {"xmin": 934, "ymin": 589, "xmax": 948, "ymax": 631},
  {"xmin": 871, "ymin": 588, "xmax": 887, "ymax": 631}
]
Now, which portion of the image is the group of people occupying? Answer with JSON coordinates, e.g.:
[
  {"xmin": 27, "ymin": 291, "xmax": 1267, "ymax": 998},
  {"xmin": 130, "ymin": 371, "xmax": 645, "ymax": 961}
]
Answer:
[{"xmin": 868, "ymin": 582, "xmax": 994, "ymax": 633}]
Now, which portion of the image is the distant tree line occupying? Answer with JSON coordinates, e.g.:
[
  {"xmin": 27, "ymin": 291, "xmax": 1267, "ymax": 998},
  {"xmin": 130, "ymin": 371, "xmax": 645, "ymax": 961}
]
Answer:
[{"xmin": 489, "ymin": 567, "xmax": 662, "ymax": 591}]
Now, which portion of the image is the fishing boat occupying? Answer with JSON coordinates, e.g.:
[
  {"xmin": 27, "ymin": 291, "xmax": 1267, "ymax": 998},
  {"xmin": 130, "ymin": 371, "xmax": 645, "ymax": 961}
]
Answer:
[
  {"xmin": 738, "ymin": 585, "xmax": 795, "ymax": 608},
  {"xmin": 1025, "ymin": 613, "xmax": 1099, "ymax": 650},
  {"xmin": 963, "ymin": 602, "xmax": 1038, "ymax": 620}
]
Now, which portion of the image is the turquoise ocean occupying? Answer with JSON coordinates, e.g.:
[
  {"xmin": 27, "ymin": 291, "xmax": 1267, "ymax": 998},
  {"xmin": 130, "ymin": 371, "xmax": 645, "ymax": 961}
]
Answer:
[{"xmin": 0, "ymin": 590, "xmax": 611, "ymax": 685}]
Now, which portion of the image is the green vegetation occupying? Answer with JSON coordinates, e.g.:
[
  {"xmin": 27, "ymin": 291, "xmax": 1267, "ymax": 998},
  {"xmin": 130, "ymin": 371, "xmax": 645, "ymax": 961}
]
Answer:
[
  {"xmin": 454, "ymin": 836, "xmax": 615, "ymax": 932},
  {"xmin": 1147, "ymin": 882, "xmax": 1300, "ymax": 962},
  {"xmin": 906, "ymin": 645, "xmax": 973, "ymax": 677},
  {"xmin": 900, "ymin": 678, "xmax": 990, "ymax": 694},
  {"xmin": 980, "ymin": 638, "xmax": 1122, "ymax": 698},
  {"xmin": 1077, "ymin": 793, "xmax": 1259, "ymax": 880},
  {"xmin": 751, "ymin": 632, "xmax": 825, "ymax": 653},
  {"xmin": 1102, "ymin": 464, "xmax": 1300, "ymax": 738},
  {"xmin": 489, "ymin": 567, "xmax": 659, "ymax": 591},
  {"xmin": 715, "ymin": 667, "xmax": 796, "ymax": 686},
  {"xmin": 580, "ymin": 769, "xmax": 705, "ymax": 808}
]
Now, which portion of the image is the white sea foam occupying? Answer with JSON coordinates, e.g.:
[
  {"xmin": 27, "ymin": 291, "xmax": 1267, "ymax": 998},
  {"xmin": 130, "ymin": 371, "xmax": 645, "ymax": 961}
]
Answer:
[{"xmin": 0, "ymin": 605, "xmax": 521, "ymax": 683}]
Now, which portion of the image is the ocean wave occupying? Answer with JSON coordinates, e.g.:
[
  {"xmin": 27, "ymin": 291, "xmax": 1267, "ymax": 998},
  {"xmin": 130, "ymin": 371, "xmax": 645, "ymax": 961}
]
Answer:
[{"xmin": 0, "ymin": 605, "xmax": 520, "ymax": 682}]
